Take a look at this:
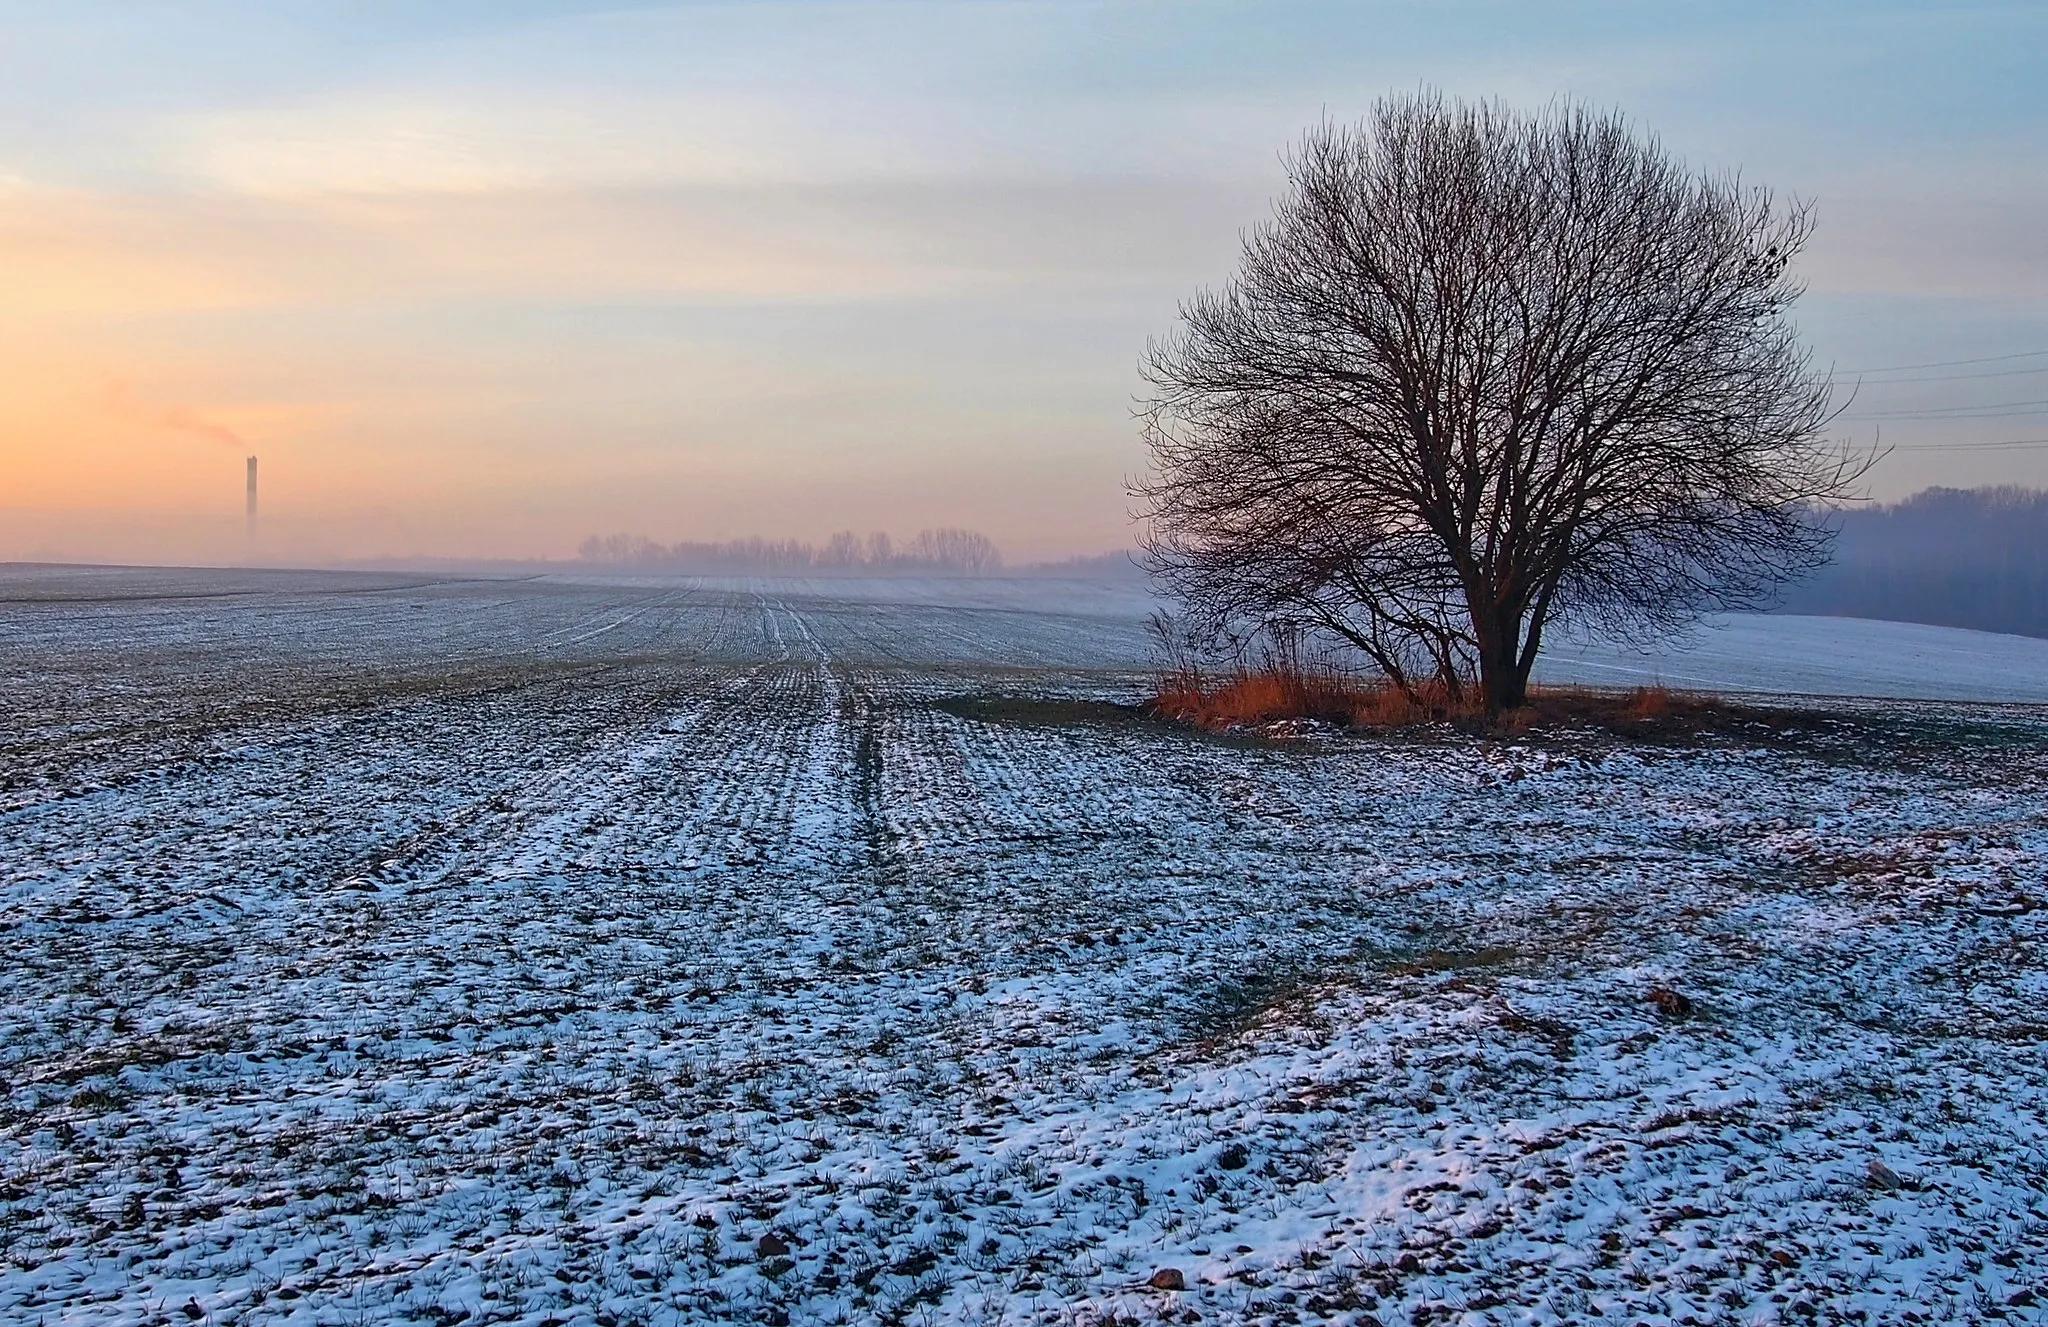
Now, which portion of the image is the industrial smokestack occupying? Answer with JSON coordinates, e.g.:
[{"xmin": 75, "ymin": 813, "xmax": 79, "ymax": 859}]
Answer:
[{"xmin": 246, "ymin": 456, "xmax": 257, "ymax": 531}]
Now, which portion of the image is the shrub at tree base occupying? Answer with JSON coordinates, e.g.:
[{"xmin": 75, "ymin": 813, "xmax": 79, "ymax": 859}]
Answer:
[
  {"xmin": 1149, "ymin": 670, "xmax": 1751, "ymax": 737},
  {"xmin": 1151, "ymin": 669, "xmax": 1451, "ymax": 729}
]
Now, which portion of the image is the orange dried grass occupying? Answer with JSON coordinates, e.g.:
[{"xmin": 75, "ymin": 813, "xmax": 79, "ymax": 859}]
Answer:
[
  {"xmin": 1620, "ymin": 684, "xmax": 1674, "ymax": 721},
  {"xmin": 1151, "ymin": 672, "xmax": 1700, "ymax": 735},
  {"xmin": 1151, "ymin": 669, "xmax": 1478, "ymax": 731}
]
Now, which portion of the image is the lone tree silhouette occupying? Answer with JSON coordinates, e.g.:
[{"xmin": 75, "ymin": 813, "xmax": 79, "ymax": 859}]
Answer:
[{"xmin": 1137, "ymin": 94, "xmax": 1867, "ymax": 715}]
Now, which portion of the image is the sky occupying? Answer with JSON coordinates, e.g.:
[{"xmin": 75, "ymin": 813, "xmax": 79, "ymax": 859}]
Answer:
[{"xmin": 1, "ymin": 0, "xmax": 2044, "ymax": 565}]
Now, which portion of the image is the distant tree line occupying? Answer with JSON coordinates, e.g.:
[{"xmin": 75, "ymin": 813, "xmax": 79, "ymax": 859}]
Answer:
[
  {"xmin": 577, "ymin": 528, "xmax": 1003, "ymax": 576},
  {"xmin": 1778, "ymin": 486, "xmax": 2048, "ymax": 639},
  {"xmin": 1010, "ymin": 550, "xmax": 1145, "ymax": 580}
]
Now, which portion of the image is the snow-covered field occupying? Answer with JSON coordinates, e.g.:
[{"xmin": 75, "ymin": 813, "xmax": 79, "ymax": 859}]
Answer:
[
  {"xmin": 1534, "ymin": 614, "xmax": 2048, "ymax": 704},
  {"xmin": 3, "ymin": 566, "xmax": 2045, "ymax": 1326}
]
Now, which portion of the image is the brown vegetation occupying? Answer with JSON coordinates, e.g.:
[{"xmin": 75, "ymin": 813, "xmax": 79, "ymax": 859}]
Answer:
[
  {"xmin": 1148, "ymin": 664, "xmax": 1770, "ymax": 738},
  {"xmin": 1152, "ymin": 667, "xmax": 1453, "ymax": 729}
]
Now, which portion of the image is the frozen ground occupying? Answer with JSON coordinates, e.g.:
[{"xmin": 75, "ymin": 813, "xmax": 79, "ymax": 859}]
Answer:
[
  {"xmin": 2, "ymin": 566, "xmax": 2045, "ymax": 1326},
  {"xmin": 1534, "ymin": 615, "xmax": 2048, "ymax": 704}
]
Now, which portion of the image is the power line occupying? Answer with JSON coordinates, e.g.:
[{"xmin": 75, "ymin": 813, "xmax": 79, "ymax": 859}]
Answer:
[
  {"xmin": 1848, "ymin": 399, "xmax": 2048, "ymax": 420},
  {"xmin": 1860, "ymin": 411, "xmax": 2048, "ymax": 422},
  {"xmin": 1839, "ymin": 349, "xmax": 2048, "ymax": 374},
  {"xmin": 1886, "ymin": 437, "xmax": 2048, "ymax": 452},
  {"xmin": 1831, "ymin": 363, "xmax": 2048, "ymax": 385}
]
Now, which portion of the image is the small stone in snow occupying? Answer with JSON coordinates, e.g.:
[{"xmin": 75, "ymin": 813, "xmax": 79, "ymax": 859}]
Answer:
[
  {"xmin": 1148, "ymin": 1268, "xmax": 1186, "ymax": 1291},
  {"xmin": 1867, "ymin": 1158, "xmax": 1902, "ymax": 1190},
  {"xmin": 758, "ymin": 1232, "xmax": 792, "ymax": 1258}
]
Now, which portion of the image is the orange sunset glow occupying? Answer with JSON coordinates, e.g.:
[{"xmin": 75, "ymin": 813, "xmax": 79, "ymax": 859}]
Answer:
[{"xmin": 1, "ymin": 3, "xmax": 2042, "ymax": 566}]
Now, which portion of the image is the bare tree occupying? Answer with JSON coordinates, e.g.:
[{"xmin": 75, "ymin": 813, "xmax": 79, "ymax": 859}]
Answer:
[
  {"xmin": 905, "ymin": 528, "xmax": 1004, "ymax": 575},
  {"xmin": 821, "ymin": 530, "xmax": 864, "ymax": 568},
  {"xmin": 1136, "ymin": 94, "xmax": 1868, "ymax": 714}
]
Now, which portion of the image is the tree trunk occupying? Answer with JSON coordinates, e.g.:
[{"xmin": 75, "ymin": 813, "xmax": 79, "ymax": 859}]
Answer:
[
  {"xmin": 1477, "ymin": 643, "xmax": 1527, "ymax": 714},
  {"xmin": 1469, "ymin": 600, "xmax": 1528, "ymax": 717}
]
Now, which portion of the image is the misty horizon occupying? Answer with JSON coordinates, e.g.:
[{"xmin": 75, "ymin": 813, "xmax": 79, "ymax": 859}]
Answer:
[{"xmin": 15, "ymin": 484, "xmax": 2048, "ymax": 655}]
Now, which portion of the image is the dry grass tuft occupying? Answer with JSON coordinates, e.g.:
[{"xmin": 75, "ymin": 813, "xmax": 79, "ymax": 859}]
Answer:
[
  {"xmin": 1149, "ymin": 670, "xmax": 1774, "ymax": 739},
  {"xmin": 1516, "ymin": 683, "xmax": 1755, "ymax": 737},
  {"xmin": 1150, "ymin": 668, "xmax": 1480, "ymax": 730},
  {"xmin": 1621, "ymin": 685, "xmax": 1673, "ymax": 722},
  {"xmin": 1151, "ymin": 669, "xmax": 1404, "ymax": 729}
]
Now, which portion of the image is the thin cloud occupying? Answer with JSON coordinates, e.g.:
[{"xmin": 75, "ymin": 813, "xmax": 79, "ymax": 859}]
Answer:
[
  {"xmin": 156, "ymin": 405, "xmax": 247, "ymax": 450},
  {"xmin": 106, "ymin": 380, "xmax": 249, "ymax": 451}
]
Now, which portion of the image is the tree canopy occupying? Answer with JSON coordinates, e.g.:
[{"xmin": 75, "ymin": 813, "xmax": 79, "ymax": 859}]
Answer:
[{"xmin": 1137, "ymin": 94, "xmax": 1866, "ymax": 712}]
